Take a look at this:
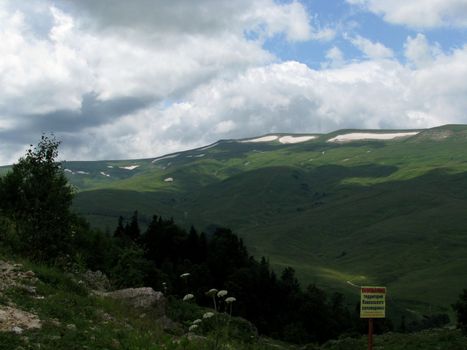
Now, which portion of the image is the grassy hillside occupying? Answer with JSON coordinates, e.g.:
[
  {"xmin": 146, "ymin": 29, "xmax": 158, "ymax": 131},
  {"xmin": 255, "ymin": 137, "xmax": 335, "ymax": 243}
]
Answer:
[
  {"xmin": 66, "ymin": 125, "xmax": 467, "ymax": 319},
  {"xmin": 0, "ymin": 253, "xmax": 298, "ymax": 349},
  {"xmin": 2, "ymin": 253, "xmax": 466, "ymax": 350}
]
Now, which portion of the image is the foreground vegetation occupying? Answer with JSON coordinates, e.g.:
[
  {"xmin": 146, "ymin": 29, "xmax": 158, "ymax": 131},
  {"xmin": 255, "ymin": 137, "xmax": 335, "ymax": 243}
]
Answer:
[
  {"xmin": 0, "ymin": 254, "xmax": 295, "ymax": 350},
  {"xmin": 1, "ymin": 253, "xmax": 467, "ymax": 350}
]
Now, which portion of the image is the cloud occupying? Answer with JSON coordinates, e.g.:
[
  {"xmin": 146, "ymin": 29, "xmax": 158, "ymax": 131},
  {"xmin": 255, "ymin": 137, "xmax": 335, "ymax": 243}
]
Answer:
[
  {"xmin": 323, "ymin": 46, "xmax": 345, "ymax": 68},
  {"xmin": 347, "ymin": 0, "xmax": 467, "ymax": 28},
  {"xmin": 0, "ymin": 1, "xmax": 278, "ymax": 163},
  {"xmin": 404, "ymin": 34, "xmax": 443, "ymax": 67},
  {"xmin": 348, "ymin": 35, "xmax": 394, "ymax": 59},
  {"xmin": 58, "ymin": 44, "xmax": 467, "ymax": 163},
  {"xmin": 62, "ymin": 0, "xmax": 314, "ymax": 42},
  {"xmin": 1, "ymin": 0, "xmax": 467, "ymax": 166}
]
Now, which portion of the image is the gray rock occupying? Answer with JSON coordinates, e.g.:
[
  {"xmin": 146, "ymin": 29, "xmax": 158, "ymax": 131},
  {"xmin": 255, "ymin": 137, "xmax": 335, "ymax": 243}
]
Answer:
[
  {"xmin": 11, "ymin": 326, "xmax": 23, "ymax": 334},
  {"xmin": 24, "ymin": 271, "xmax": 35, "ymax": 278},
  {"xmin": 82, "ymin": 270, "xmax": 111, "ymax": 292},
  {"xmin": 20, "ymin": 285, "xmax": 36, "ymax": 295},
  {"xmin": 105, "ymin": 288, "xmax": 166, "ymax": 317}
]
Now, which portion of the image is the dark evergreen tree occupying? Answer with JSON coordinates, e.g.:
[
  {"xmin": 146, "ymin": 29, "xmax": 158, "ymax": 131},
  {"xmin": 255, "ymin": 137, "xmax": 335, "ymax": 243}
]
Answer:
[
  {"xmin": 207, "ymin": 227, "xmax": 249, "ymax": 286},
  {"xmin": 185, "ymin": 226, "xmax": 200, "ymax": 263},
  {"xmin": 453, "ymin": 290, "xmax": 467, "ymax": 334},
  {"xmin": 198, "ymin": 232, "xmax": 208, "ymax": 263},
  {"xmin": 114, "ymin": 216, "xmax": 126, "ymax": 239},
  {"xmin": 126, "ymin": 210, "xmax": 141, "ymax": 242}
]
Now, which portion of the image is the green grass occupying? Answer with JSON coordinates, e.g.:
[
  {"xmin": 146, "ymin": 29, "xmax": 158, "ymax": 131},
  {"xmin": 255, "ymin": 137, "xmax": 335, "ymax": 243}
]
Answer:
[
  {"xmin": 3, "ymin": 253, "xmax": 466, "ymax": 349},
  {"xmin": 0, "ymin": 254, "xmax": 300, "ymax": 349},
  {"xmin": 61, "ymin": 125, "xmax": 467, "ymax": 321},
  {"xmin": 320, "ymin": 329, "xmax": 467, "ymax": 350}
]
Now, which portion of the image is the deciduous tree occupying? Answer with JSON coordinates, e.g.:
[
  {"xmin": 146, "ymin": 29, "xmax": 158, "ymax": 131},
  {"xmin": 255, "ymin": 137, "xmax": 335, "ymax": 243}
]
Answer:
[{"xmin": 0, "ymin": 135, "xmax": 74, "ymax": 262}]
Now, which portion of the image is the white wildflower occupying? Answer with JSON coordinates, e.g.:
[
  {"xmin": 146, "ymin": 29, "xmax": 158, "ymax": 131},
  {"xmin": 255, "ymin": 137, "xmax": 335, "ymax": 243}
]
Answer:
[
  {"xmin": 188, "ymin": 324, "xmax": 198, "ymax": 332},
  {"xmin": 180, "ymin": 272, "xmax": 190, "ymax": 278},
  {"xmin": 225, "ymin": 297, "xmax": 236, "ymax": 304},
  {"xmin": 192, "ymin": 319, "xmax": 202, "ymax": 325},
  {"xmin": 183, "ymin": 294, "xmax": 194, "ymax": 301},
  {"xmin": 217, "ymin": 290, "xmax": 228, "ymax": 298},
  {"xmin": 203, "ymin": 312, "xmax": 214, "ymax": 319},
  {"xmin": 205, "ymin": 288, "xmax": 218, "ymax": 296}
]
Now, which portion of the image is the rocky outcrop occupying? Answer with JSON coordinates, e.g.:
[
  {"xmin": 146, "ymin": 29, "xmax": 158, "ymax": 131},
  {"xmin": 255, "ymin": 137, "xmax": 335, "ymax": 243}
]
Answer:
[
  {"xmin": 0, "ymin": 260, "xmax": 38, "ymax": 293},
  {"xmin": 104, "ymin": 287, "xmax": 166, "ymax": 318},
  {"xmin": 0, "ymin": 307, "xmax": 41, "ymax": 333},
  {"xmin": 0, "ymin": 260, "xmax": 42, "ymax": 333},
  {"xmin": 81, "ymin": 270, "xmax": 111, "ymax": 291}
]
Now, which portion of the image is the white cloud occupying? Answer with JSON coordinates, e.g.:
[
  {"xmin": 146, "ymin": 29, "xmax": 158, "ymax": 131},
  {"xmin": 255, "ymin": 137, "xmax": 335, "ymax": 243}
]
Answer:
[
  {"xmin": 404, "ymin": 34, "xmax": 443, "ymax": 67},
  {"xmin": 214, "ymin": 120, "xmax": 237, "ymax": 134},
  {"xmin": 349, "ymin": 35, "xmax": 394, "ymax": 59},
  {"xmin": 347, "ymin": 0, "xmax": 467, "ymax": 28},
  {"xmin": 246, "ymin": 1, "xmax": 313, "ymax": 41},
  {"xmin": 324, "ymin": 46, "xmax": 345, "ymax": 68},
  {"xmin": 0, "ymin": 5, "xmax": 93, "ymax": 116},
  {"xmin": 311, "ymin": 27, "xmax": 336, "ymax": 41},
  {"xmin": 61, "ymin": 46, "xmax": 467, "ymax": 162},
  {"xmin": 0, "ymin": 1, "xmax": 314, "ymax": 139},
  {"xmin": 1, "ymin": 0, "xmax": 467, "ymax": 166}
]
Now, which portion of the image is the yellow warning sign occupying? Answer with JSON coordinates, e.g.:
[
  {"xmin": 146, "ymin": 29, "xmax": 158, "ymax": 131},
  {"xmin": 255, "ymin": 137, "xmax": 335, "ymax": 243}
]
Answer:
[{"xmin": 360, "ymin": 286, "xmax": 386, "ymax": 318}]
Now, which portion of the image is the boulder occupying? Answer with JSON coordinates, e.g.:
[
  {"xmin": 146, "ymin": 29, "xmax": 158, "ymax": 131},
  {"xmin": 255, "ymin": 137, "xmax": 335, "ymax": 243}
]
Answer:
[
  {"xmin": 82, "ymin": 270, "xmax": 111, "ymax": 292},
  {"xmin": 105, "ymin": 287, "xmax": 166, "ymax": 317},
  {"xmin": 0, "ymin": 306, "xmax": 41, "ymax": 333}
]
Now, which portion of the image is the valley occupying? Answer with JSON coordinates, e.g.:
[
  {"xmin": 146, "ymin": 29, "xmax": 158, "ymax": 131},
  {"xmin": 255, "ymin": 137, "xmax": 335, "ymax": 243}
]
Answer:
[{"xmin": 67, "ymin": 124, "xmax": 467, "ymax": 319}]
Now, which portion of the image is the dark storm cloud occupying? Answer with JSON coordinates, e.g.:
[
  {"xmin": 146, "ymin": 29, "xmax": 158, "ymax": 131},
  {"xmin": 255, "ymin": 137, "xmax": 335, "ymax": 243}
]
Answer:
[
  {"xmin": 0, "ymin": 93, "xmax": 152, "ymax": 154},
  {"xmin": 61, "ymin": 0, "xmax": 249, "ymax": 35},
  {"xmin": 21, "ymin": 93, "xmax": 152, "ymax": 132}
]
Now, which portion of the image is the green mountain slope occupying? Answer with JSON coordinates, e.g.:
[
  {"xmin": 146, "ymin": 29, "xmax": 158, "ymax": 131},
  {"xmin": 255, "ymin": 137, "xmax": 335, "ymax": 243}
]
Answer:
[{"xmin": 69, "ymin": 125, "xmax": 467, "ymax": 317}]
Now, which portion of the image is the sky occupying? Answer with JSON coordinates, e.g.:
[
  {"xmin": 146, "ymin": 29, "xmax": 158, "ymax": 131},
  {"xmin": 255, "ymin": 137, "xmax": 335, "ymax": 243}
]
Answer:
[{"xmin": 1, "ymin": 0, "xmax": 467, "ymax": 164}]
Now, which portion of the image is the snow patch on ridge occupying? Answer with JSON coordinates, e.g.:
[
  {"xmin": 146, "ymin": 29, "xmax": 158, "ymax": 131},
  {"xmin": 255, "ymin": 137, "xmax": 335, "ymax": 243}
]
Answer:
[
  {"xmin": 152, "ymin": 154, "xmax": 179, "ymax": 163},
  {"xmin": 279, "ymin": 135, "xmax": 316, "ymax": 144},
  {"xmin": 100, "ymin": 171, "xmax": 110, "ymax": 177},
  {"xmin": 328, "ymin": 132, "xmax": 419, "ymax": 142},
  {"xmin": 240, "ymin": 135, "xmax": 278, "ymax": 143},
  {"xmin": 199, "ymin": 142, "xmax": 218, "ymax": 151},
  {"xmin": 119, "ymin": 165, "xmax": 140, "ymax": 170},
  {"xmin": 164, "ymin": 177, "xmax": 174, "ymax": 182}
]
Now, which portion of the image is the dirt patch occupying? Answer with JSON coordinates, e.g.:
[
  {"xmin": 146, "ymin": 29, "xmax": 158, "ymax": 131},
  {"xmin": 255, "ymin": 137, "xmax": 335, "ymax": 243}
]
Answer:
[
  {"xmin": 0, "ymin": 306, "xmax": 41, "ymax": 333},
  {"xmin": 0, "ymin": 259, "xmax": 42, "ymax": 333}
]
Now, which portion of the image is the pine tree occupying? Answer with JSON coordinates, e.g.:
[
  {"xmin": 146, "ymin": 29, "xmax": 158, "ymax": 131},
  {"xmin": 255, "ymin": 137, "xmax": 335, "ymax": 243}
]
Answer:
[
  {"xmin": 126, "ymin": 211, "xmax": 140, "ymax": 242},
  {"xmin": 114, "ymin": 216, "xmax": 126, "ymax": 239},
  {"xmin": 453, "ymin": 289, "xmax": 467, "ymax": 334}
]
